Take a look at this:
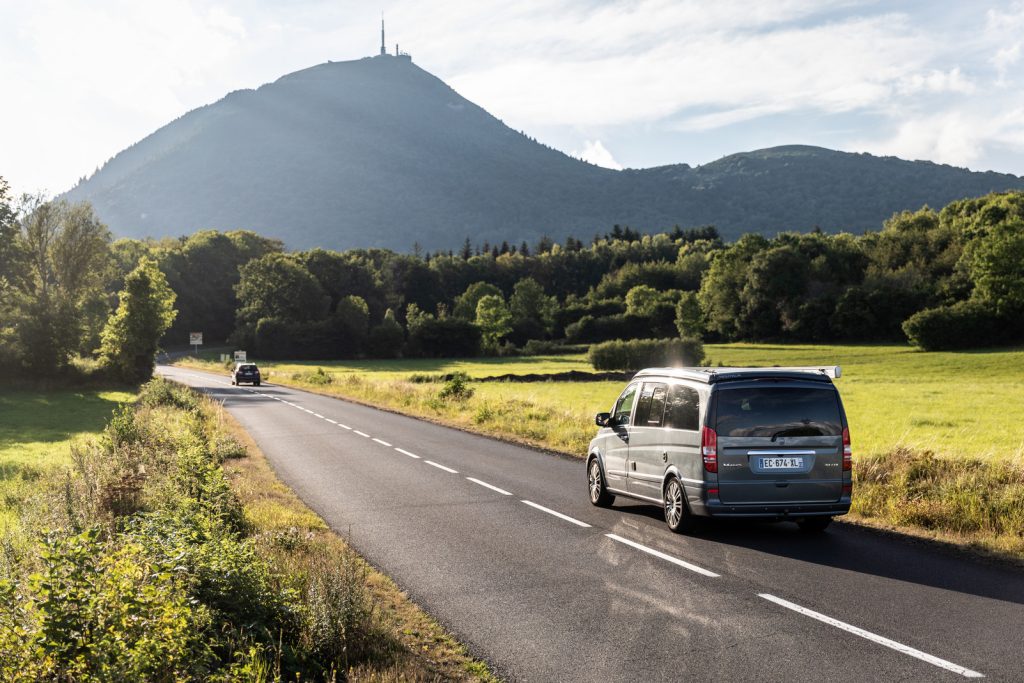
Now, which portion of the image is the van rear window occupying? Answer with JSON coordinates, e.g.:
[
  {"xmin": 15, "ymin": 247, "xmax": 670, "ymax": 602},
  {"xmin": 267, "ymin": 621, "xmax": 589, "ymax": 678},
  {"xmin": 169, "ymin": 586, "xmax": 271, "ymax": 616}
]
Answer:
[{"xmin": 715, "ymin": 387, "xmax": 841, "ymax": 437}]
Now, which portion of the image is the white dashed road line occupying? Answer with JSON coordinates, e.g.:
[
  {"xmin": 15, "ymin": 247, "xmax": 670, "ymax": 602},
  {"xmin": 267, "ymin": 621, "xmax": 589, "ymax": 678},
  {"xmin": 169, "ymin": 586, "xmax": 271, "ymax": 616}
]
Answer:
[
  {"xmin": 325, "ymin": 418, "xmax": 337, "ymax": 424},
  {"xmin": 758, "ymin": 594, "xmax": 984, "ymax": 678},
  {"xmin": 425, "ymin": 460, "xmax": 458, "ymax": 474},
  {"xmin": 372, "ymin": 438, "xmax": 393, "ymax": 447},
  {"xmin": 338, "ymin": 423, "xmax": 352, "ymax": 430},
  {"xmin": 606, "ymin": 534, "xmax": 719, "ymax": 577},
  {"xmin": 466, "ymin": 477, "xmax": 512, "ymax": 496},
  {"xmin": 354, "ymin": 430, "xmax": 370, "ymax": 438},
  {"xmin": 395, "ymin": 448, "xmax": 421, "ymax": 459},
  {"xmin": 521, "ymin": 500, "xmax": 591, "ymax": 528}
]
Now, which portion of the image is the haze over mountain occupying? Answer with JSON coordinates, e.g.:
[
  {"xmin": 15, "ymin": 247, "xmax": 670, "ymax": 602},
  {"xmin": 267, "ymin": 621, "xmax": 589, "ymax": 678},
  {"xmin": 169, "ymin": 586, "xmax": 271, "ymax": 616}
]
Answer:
[{"xmin": 65, "ymin": 54, "xmax": 1024, "ymax": 251}]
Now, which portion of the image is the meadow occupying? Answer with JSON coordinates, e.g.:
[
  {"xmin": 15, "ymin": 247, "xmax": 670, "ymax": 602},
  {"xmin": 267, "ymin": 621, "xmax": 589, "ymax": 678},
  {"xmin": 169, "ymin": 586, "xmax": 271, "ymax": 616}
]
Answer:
[{"xmin": 187, "ymin": 343, "xmax": 1024, "ymax": 461}]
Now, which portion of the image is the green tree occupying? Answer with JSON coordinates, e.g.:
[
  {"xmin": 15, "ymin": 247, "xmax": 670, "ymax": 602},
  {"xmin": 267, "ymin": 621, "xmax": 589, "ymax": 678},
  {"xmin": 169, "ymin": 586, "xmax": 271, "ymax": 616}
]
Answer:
[
  {"xmin": 475, "ymin": 294, "xmax": 512, "ymax": 350},
  {"xmin": 367, "ymin": 308, "xmax": 405, "ymax": 358},
  {"xmin": 624, "ymin": 284, "xmax": 660, "ymax": 317},
  {"xmin": 235, "ymin": 253, "xmax": 326, "ymax": 329},
  {"xmin": 15, "ymin": 198, "xmax": 111, "ymax": 372},
  {"xmin": 99, "ymin": 257, "xmax": 177, "ymax": 382},
  {"xmin": 675, "ymin": 291, "xmax": 705, "ymax": 337},
  {"xmin": 453, "ymin": 281, "xmax": 502, "ymax": 319}
]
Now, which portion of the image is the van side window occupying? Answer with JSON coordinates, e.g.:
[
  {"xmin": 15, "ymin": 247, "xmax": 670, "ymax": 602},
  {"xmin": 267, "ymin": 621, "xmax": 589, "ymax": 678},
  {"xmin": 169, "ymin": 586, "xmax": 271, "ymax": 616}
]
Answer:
[
  {"xmin": 664, "ymin": 384, "xmax": 700, "ymax": 431},
  {"xmin": 613, "ymin": 384, "xmax": 638, "ymax": 424},
  {"xmin": 634, "ymin": 382, "xmax": 668, "ymax": 427}
]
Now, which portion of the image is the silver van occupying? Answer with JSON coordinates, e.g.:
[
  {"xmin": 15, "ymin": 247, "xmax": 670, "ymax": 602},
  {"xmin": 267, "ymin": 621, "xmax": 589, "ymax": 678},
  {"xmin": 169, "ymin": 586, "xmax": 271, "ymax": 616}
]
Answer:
[{"xmin": 587, "ymin": 366, "xmax": 852, "ymax": 533}]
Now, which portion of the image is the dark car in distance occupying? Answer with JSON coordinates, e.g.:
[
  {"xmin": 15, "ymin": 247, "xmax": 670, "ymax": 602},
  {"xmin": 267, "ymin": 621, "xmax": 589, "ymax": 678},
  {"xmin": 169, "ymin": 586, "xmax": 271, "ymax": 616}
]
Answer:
[{"xmin": 231, "ymin": 363, "xmax": 261, "ymax": 386}]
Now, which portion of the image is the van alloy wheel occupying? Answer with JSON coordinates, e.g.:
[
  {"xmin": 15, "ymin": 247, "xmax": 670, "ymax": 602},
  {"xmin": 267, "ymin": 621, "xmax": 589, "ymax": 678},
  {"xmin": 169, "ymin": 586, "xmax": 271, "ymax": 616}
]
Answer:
[
  {"xmin": 664, "ymin": 478, "xmax": 694, "ymax": 533},
  {"xmin": 588, "ymin": 459, "xmax": 614, "ymax": 507}
]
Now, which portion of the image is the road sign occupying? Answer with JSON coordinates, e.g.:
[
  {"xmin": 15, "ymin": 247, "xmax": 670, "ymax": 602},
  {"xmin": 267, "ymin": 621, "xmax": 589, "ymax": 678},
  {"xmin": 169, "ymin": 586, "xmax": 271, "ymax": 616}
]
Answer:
[
  {"xmin": 234, "ymin": 350, "xmax": 247, "ymax": 362},
  {"xmin": 190, "ymin": 332, "xmax": 203, "ymax": 346}
]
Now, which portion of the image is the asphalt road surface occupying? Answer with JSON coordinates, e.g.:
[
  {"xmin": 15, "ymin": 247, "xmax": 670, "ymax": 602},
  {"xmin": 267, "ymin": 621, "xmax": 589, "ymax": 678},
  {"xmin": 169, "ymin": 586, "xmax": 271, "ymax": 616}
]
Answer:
[{"xmin": 159, "ymin": 365, "xmax": 1024, "ymax": 682}]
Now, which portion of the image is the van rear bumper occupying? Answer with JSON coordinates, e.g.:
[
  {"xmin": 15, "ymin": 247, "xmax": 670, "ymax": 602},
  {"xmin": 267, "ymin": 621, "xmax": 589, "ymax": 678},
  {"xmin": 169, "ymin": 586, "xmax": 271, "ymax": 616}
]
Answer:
[{"xmin": 703, "ymin": 499, "xmax": 851, "ymax": 519}]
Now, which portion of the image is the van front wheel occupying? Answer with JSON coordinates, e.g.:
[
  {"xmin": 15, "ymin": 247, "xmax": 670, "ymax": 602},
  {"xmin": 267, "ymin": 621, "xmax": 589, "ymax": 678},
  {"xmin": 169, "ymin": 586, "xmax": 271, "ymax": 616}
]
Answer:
[
  {"xmin": 588, "ymin": 458, "xmax": 615, "ymax": 507},
  {"xmin": 664, "ymin": 478, "xmax": 695, "ymax": 534}
]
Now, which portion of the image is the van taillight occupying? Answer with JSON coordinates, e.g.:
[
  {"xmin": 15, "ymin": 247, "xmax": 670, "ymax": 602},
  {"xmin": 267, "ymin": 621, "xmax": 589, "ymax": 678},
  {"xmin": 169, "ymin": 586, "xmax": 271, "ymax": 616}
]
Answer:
[
  {"xmin": 842, "ymin": 427, "xmax": 852, "ymax": 471},
  {"xmin": 701, "ymin": 426, "xmax": 718, "ymax": 473}
]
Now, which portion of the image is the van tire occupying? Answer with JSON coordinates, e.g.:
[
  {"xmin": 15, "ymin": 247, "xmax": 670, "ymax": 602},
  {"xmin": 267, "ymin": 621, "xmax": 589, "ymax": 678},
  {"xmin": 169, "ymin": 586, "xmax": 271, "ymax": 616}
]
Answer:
[
  {"xmin": 588, "ymin": 458, "xmax": 615, "ymax": 507},
  {"xmin": 798, "ymin": 517, "xmax": 832, "ymax": 533},
  {"xmin": 664, "ymin": 477, "xmax": 695, "ymax": 534}
]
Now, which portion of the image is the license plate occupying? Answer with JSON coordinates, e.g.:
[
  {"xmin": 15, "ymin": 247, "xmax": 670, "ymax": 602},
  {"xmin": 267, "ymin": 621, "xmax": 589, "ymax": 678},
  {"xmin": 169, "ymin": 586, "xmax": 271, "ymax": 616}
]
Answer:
[{"xmin": 761, "ymin": 457, "xmax": 803, "ymax": 469}]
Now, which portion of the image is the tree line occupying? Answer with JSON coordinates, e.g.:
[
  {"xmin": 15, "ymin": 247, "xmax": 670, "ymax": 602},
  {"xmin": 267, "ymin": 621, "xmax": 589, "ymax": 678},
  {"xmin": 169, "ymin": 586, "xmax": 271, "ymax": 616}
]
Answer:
[{"xmin": 2, "ymin": 172, "xmax": 1021, "ymax": 378}]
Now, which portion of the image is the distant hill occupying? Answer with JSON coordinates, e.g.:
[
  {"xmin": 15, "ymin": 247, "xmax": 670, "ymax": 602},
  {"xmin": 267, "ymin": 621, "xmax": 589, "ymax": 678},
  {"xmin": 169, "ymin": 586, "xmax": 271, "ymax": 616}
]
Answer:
[{"xmin": 65, "ymin": 56, "xmax": 1024, "ymax": 251}]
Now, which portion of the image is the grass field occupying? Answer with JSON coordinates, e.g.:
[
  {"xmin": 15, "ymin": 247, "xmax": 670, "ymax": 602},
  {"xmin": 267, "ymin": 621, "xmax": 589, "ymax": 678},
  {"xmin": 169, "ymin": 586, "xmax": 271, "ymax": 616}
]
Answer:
[
  {"xmin": 0, "ymin": 387, "xmax": 133, "ymax": 476},
  {"xmin": 186, "ymin": 343, "xmax": 1024, "ymax": 461},
  {"xmin": 0, "ymin": 387, "xmax": 133, "ymax": 530}
]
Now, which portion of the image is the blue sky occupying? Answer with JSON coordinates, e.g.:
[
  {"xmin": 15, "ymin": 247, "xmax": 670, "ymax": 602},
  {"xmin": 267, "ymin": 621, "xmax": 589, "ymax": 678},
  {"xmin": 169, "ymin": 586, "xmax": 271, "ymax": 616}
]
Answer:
[{"xmin": 2, "ymin": 0, "xmax": 1023, "ymax": 195}]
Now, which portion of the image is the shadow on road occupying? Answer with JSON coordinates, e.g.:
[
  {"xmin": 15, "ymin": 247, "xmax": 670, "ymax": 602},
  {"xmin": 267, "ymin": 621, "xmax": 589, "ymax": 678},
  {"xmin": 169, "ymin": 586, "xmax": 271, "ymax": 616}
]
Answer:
[{"xmin": 612, "ymin": 500, "xmax": 1024, "ymax": 607}]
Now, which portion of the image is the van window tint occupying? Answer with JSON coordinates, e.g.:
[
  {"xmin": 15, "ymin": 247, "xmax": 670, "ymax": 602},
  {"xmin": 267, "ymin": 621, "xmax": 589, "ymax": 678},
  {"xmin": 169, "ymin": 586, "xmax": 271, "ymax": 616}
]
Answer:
[
  {"xmin": 664, "ymin": 385, "xmax": 700, "ymax": 431},
  {"xmin": 613, "ymin": 384, "xmax": 638, "ymax": 424},
  {"xmin": 634, "ymin": 383, "xmax": 667, "ymax": 427},
  {"xmin": 715, "ymin": 387, "xmax": 841, "ymax": 437}
]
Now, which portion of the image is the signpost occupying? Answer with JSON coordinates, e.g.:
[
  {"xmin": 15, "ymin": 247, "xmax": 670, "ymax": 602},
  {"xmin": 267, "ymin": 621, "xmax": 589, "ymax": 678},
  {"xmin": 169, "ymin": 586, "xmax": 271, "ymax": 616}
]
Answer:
[
  {"xmin": 234, "ymin": 350, "xmax": 247, "ymax": 362},
  {"xmin": 190, "ymin": 332, "xmax": 203, "ymax": 356}
]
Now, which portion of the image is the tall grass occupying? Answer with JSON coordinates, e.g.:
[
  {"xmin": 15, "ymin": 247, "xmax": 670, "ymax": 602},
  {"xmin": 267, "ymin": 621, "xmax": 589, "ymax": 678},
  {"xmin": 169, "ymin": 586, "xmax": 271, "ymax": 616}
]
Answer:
[{"xmin": 0, "ymin": 378, "xmax": 487, "ymax": 680}]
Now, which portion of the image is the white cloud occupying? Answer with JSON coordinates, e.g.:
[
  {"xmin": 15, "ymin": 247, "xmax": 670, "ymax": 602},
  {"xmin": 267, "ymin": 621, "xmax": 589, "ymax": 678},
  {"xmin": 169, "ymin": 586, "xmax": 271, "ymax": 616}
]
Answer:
[{"xmin": 574, "ymin": 140, "xmax": 623, "ymax": 169}]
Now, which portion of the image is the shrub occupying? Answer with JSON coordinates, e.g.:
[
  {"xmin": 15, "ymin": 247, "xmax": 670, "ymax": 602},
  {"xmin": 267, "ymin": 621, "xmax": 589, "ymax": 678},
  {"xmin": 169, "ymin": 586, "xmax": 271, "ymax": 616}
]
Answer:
[
  {"xmin": 588, "ymin": 337, "xmax": 705, "ymax": 371},
  {"xmin": 367, "ymin": 309, "xmax": 405, "ymax": 358},
  {"xmin": 292, "ymin": 367, "xmax": 334, "ymax": 386},
  {"xmin": 902, "ymin": 300, "xmax": 1016, "ymax": 350},
  {"xmin": 405, "ymin": 317, "xmax": 481, "ymax": 358},
  {"xmin": 437, "ymin": 372, "xmax": 474, "ymax": 401},
  {"xmin": 565, "ymin": 310, "xmax": 676, "ymax": 343}
]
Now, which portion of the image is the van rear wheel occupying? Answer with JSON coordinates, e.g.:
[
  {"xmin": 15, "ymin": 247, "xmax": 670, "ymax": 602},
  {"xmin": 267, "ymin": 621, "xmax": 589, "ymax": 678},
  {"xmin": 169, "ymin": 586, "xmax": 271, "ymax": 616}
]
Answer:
[
  {"xmin": 664, "ymin": 478, "xmax": 695, "ymax": 534},
  {"xmin": 798, "ymin": 516, "xmax": 832, "ymax": 533},
  {"xmin": 588, "ymin": 458, "xmax": 614, "ymax": 507}
]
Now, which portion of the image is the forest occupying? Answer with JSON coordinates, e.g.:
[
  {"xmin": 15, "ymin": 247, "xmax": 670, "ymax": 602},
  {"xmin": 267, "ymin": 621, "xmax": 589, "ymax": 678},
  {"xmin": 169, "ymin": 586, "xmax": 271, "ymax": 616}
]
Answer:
[{"xmin": 2, "ymin": 173, "xmax": 1022, "ymax": 378}]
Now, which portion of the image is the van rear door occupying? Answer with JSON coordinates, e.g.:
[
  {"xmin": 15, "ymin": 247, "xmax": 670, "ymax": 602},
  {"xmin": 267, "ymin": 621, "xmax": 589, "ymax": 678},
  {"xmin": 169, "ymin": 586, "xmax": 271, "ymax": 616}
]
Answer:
[{"xmin": 713, "ymin": 383, "xmax": 843, "ymax": 504}]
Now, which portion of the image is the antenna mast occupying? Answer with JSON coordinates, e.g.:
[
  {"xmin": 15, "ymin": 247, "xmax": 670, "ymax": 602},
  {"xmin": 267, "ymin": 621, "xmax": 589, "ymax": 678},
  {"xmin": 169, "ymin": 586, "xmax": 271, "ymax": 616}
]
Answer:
[{"xmin": 380, "ymin": 13, "xmax": 386, "ymax": 56}]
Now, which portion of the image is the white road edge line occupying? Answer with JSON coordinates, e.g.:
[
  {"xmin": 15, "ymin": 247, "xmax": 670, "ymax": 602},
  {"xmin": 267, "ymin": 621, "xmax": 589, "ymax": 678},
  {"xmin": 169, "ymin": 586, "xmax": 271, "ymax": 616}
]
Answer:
[
  {"xmin": 425, "ymin": 460, "xmax": 458, "ymax": 474},
  {"xmin": 606, "ymin": 534, "xmax": 719, "ymax": 577},
  {"xmin": 395, "ymin": 448, "xmax": 421, "ymax": 459},
  {"xmin": 312, "ymin": 413, "xmax": 324, "ymax": 419},
  {"xmin": 338, "ymin": 424, "xmax": 352, "ymax": 430},
  {"xmin": 758, "ymin": 594, "xmax": 984, "ymax": 678},
  {"xmin": 325, "ymin": 418, "xmax": 337, "ymax": 424},
  {"xmin": 521, "ymin": 500, "xmax": 591, "ymax": 528},
  {"xmin": 354, "ymin": 430, "xmax": 370, "ymax": 438},
  {"xmin": 466, "ymin": 477, "xmax": 512, "ymax": 496},
  {"xmin": 372, "ymin": 438, "xmax": 393, "ymax": 447}
]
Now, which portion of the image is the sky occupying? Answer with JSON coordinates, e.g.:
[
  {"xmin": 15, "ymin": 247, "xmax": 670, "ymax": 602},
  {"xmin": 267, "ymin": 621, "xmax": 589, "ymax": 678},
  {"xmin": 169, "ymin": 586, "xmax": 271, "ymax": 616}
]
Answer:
[{"xmin": 2, "ymin": 0, "xmax": 1024, "ymax": 196}]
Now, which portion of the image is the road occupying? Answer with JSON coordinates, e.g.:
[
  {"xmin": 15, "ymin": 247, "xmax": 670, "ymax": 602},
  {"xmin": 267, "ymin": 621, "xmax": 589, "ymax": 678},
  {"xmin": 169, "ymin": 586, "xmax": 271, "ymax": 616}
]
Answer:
[{"xmin": 159, "ymin": 365, "xmax": 1024, "ymax": 682}]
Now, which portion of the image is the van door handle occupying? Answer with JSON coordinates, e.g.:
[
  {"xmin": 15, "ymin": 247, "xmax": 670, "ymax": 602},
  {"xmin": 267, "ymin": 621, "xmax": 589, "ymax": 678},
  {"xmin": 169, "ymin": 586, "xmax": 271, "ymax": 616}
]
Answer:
[{"xmin": 662, "ymin": 451, "xmax": 668, "ymax": 462}]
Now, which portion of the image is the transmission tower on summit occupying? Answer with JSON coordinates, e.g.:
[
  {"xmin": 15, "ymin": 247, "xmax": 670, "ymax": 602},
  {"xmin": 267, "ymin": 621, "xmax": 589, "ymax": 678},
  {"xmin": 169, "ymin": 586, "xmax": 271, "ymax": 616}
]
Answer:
[{"xmin": 380, "ymin": 14, "xmax": 386, "ymax": 56}]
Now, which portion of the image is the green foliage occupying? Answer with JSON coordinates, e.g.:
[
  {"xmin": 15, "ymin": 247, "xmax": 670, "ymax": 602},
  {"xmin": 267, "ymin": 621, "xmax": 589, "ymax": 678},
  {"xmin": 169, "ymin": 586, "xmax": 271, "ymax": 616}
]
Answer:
[
  {"xmin": 674, "ymin": 291, "xmax": 705, "ymax": 338},
  {"xmin": 235, "ymin": 253, "xmax": 327, "ymax": 328},
  {"xmin": 624, "ymin": 284, "xmax": 660, "ymax": 317},
  {"xmin": 588, "ymin": 337, "xmax": 705, "ymax": 371},
  {"xmin": 368, "ymin": 308, "xmax": 405, "ymax": 358},
  {"xmin": 437, "ymin": 372, "xmax": 474, "ymax": 401},
  {"xmin": 453, "ymin": 281, "xmax": 502, "ymax": 320},
  {"xmin": 7, "ymin": 198, "xmax": 112, "ymax": 374},
  {"xmin": 406, "ymin": 314, "xmax": 481, "ymax": 358},
  {"xmin": 901, "ymin": 300, "xmax": 1017, "ymax": 351},
  {"xmin": 98, "ymin": 257, "xmax": 177, "ymax": 383},
  {"xmin": 292, "ymin": 367, "xmax": 334, "ymax": 385},
  {"xmin": 160, "ymin": 230, "xmax": 282, "ymax": 347},
  {"xmin": 0, "ymin": 377, "xmax": 402, "ymax": 679},
  {"xmin": 475, "ymin": 294, "xmax": 512, "ymax": 351}
]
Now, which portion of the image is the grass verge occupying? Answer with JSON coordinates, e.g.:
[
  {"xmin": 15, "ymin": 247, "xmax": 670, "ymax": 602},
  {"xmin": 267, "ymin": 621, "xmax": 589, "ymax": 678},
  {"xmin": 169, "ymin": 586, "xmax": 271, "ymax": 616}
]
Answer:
[
  {"xmin": 0, "ymin": 378, "xmax": 493, "ymax": 681},
  {"xmin": 177, "ymin": 345, "xmax": 1024, "ymax": 562}
]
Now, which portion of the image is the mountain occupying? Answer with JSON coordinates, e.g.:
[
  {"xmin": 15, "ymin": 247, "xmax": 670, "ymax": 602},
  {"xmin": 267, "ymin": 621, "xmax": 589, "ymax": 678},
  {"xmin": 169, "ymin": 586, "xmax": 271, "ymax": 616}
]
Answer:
[{"xmin": 65, "ymin": 55, "xmax": 1024, "ymax": 251}]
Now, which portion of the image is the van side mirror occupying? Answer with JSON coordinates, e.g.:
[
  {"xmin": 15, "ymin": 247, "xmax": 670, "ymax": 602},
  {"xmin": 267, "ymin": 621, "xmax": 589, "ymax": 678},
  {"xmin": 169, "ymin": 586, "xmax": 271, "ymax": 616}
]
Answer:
[{"xmin": 596, "ymin": 412, "xmax": 612, "ymax": 427}]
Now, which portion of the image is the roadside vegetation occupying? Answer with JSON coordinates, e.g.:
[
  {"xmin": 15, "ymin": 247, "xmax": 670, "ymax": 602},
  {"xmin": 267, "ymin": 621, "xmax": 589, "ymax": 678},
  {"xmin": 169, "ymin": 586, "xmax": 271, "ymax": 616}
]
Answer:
[
  {"xmin": 179, "ymin": 343, "xmax": 1024, "ymax": 559},
  {"xmin": 0, "ymin": 378, "xmax": 491, "ymax": 681}
]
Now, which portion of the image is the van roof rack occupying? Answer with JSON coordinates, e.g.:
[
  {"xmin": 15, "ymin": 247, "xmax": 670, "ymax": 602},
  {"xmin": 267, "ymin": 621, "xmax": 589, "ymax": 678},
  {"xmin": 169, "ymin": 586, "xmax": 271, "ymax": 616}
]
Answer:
[{"xmin": 633, "ymin": 366, "xmax": 841, "ymax": 384}]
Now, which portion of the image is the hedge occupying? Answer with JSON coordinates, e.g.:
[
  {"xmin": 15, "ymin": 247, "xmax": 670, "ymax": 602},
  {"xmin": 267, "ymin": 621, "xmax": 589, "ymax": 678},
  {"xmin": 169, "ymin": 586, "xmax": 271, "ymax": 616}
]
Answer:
[{"xmin": 588, "ymin": 337, "xmax": 705, "ymax": 371}]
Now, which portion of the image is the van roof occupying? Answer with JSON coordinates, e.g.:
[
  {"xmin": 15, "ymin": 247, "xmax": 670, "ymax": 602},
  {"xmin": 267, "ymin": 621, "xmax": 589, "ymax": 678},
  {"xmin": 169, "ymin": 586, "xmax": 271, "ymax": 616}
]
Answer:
[{"xmin": 633, "ymin": 366, "xmax": 841, "ymax": 385}]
